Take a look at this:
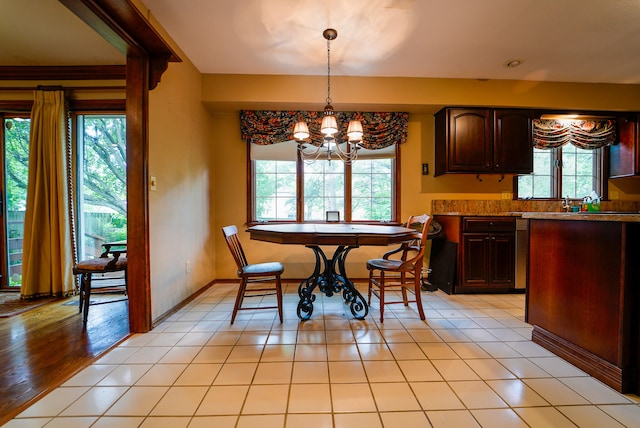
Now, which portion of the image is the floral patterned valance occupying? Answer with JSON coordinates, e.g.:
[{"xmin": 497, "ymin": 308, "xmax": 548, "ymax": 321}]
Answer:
[
  {"xmin": 240, "ymin": 110, "xmax": 409, "ymax": 150},
  {"xmin": 533, "ymin": 119, "xmax": 616, "ymax": 150}
]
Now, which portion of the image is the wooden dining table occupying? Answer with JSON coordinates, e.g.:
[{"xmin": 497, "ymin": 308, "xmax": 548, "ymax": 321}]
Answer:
[{"xmin": 247, "ymin": 223, "xmax": 419, "ymax": 320}]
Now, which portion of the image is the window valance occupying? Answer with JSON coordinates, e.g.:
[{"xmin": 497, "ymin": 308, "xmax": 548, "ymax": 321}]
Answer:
[
  {"xmin": 532, "ymin": 119, "xmax": 616, "ymax": 150},
  {"xmin": 240, "ymin": 110, "xmax": 409, "ymax": 150}
]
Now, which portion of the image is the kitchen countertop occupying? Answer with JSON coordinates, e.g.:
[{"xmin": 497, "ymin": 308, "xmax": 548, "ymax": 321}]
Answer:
[
  {"xmin": 521, "ymin": 211, "xmax": 640, "ymax": 222},
  {"xmin": 433, "ymin": 211, "xmax": 640, "ymax": 222},
  {"xmin": 432, "ymin": 212, "xmax": 524, "ymax": 217}
]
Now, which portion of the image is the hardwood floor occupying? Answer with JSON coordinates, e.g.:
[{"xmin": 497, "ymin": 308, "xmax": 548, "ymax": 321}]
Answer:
[{"xmin": 0, "ymin": 293, "xmax": 129, "ymax": 425}]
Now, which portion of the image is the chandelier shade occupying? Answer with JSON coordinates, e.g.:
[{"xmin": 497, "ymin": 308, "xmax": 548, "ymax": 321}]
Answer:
[
  {"xmin": 293, "ymin": 121, "xmax": 310, "ymax": 140},
  {"xmin": 320, "ymin": 113, "xmax": 338, "ymax": 136}
]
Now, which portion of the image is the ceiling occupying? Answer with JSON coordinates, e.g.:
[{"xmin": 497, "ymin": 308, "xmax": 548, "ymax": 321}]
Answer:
[{"xmin": 3, "ymin": 0, "xmax": 640, "ymax": 85}]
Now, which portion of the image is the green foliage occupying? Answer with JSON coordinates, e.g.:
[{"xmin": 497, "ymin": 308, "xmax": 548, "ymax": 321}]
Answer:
[{"xmin": 4, "ymin": 118, "xmax": 30, "ymax": 212}]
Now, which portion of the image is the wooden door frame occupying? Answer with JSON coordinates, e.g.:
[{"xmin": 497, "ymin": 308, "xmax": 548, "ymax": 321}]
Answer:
[{"xmin": 59, "ymin": 0, "xmax": 181, "ymax": 332}]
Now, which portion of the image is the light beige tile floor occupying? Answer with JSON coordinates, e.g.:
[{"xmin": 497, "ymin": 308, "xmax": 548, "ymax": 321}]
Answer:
[{"xmin": 5, "ymin": 283, "xmax": 640, "ymax": 427}]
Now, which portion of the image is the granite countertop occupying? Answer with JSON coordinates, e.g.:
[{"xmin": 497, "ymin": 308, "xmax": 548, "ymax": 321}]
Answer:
[
  {"xmin": 433, "ymin": 212, "xmax": 523, "ymax": 217},
  {"xmin": 521, "ymin": 211, "xmax": 640, "ymax": 222}
]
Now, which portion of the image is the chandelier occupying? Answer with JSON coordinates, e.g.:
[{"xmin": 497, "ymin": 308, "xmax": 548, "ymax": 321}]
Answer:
[{"xmin": 293, "ymin": 28, "xmax": 364, "ymax": 163}]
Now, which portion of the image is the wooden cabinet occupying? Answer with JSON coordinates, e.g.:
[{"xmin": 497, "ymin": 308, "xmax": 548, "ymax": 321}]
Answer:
[
  {"xmin": 527, "ymin": 218, "xmax": 640, "ymax": 393},
  {"xmin": 459, "ymin": 217, "xmax": 515, "ymax": 292},
  {"xmin": 432, "ymin": 215, "xmax": 516, "ymax": 294},
  {"xmin": 494, "ymin": 109, "xmax": 535, "ymax": 173},
  {"xmin": 610, "ymin": 114, "xmax": 640, "ymax": 178},
  {"xmin": 434, "ymin": 107, "xmax": 534, "ymax": 176}
]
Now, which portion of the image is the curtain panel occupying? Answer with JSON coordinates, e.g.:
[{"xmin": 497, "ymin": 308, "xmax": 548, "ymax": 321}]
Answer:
[
  {"xmin": 532, "ymin": 119, "xmax": 616, "ymax": 150},
  {"xmin": 240, "ymin": 110, "xmax": 409, "ymax": 150},
  {"xmin": 21, "ymin": 89, "xmax": 75, "ymax": 299}
]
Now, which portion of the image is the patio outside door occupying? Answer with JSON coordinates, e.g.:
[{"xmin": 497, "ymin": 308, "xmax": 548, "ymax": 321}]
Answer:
[{"xmin": 1, "ymin": 115, "xmax": 30, "ymax": 289}]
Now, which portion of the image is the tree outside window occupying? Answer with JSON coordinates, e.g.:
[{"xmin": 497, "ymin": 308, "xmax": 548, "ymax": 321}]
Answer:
[{"xmin": 251, "ymin": 142, "xmax": 397, "ymax": 223}]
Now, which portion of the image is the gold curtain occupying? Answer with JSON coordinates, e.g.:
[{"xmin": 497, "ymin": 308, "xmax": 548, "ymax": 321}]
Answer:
[{"xmin": 21, "ymin": 90, "xmax": 74, "ymax": 299}]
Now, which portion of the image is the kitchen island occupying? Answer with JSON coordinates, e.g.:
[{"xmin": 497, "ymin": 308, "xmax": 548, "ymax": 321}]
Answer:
[{"xmin": 522, "ymin": 212, "xmax": 640, "ymax": 393}]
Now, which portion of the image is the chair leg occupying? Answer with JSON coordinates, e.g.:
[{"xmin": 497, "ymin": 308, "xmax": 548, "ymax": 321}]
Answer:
[
  {"xmin": 367, "ymin": 271, "xmax": 373, "ymax": 305},
  {"xmin": 231, "ymin": 278, "xmax": 248, "ymax": 324},
  {"xmin": 401, "ymin": 272, "xmax": 409, "ymax": 306},
  {"xmin": 275, "ymin": 275, "xmax": 283, "ymax": 323},
  {"xmin": 379, "ymin": 271, "xmax": 385, "ymax": 323},
  {"xmin": 414, "ymin": 275, "xmax": 425, "ymax": 320},
  {"xmin": 81, "ymin": 273, "xmax": 92, "ymax": 326}
]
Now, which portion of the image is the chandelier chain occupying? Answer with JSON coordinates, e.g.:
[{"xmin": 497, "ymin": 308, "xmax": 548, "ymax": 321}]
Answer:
[{"xmin": 327, "ymin": 37, "xmax": 332, "ymax": 105}]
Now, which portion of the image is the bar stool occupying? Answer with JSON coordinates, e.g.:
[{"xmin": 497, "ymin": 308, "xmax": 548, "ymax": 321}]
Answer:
[{"xmin": 73, "ymin": 249, "xmax": 127, "ymax": 327}]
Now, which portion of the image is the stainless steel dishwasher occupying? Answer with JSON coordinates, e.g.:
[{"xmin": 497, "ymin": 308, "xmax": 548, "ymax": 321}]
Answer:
[{"xmin": 515, "ymin": 218, "xmax": 528, "ymax": 290}]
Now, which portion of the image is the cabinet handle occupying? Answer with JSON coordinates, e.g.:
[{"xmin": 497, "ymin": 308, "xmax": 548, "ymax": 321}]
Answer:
[
  {"xmin": 486, "ymin": 163, "xmax": 491, "ymax": 169},
  {"xmin": 495, "ymin": 163, "xmax": 500, "ymax": 169}
]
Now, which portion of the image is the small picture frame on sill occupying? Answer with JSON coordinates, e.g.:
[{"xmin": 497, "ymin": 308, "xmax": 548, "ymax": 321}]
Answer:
[{"xmin": 326, "ymin": 211, "xmax": 340, "ymax": 222}]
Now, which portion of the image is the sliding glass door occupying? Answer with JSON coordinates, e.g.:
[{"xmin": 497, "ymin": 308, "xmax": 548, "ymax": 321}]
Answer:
[
  {"xmin": 0, "ymin": 113, "xmax": 126, "ymax": 290},
  {"xmin": 1, "ymin": 115, "xmax": 30, "ymax": 289},
  {"xmin": 76, "ymin": 114, "xmax": 127, "ymax": 261}
]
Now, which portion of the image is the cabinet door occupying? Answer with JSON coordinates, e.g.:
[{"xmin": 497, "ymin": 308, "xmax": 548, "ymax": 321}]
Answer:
[
  {"xmin": 461, "ymin": 232, "xmax": 490, "ymax": 287},
  {"xmin": 609, "ymin": 115, "xmax": 640, "ymax": 178},
  {"xmin": 493, "ymin": 109, "xmax": 534, "ymax": 174},
  {"xmin": 447, "ymin": 109, "xmax": 492, "ymax": 173},
  {"xmin": 489, "ymin": 232, "xmax": 515, "ymax": 286}
]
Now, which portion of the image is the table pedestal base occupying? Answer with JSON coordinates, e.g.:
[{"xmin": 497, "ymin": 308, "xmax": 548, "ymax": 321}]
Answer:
[{"xmin": 296, "ymin": 245, "xmax": 368, "ymax": 320}]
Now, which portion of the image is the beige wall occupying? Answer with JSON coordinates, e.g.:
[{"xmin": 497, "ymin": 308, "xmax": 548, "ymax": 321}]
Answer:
[
  {"xmin": 203, "ymin": 74, "xmax": 640, "ymax": 281},
  {"xmin": 147, "ymin": 60, "xmax": 216, "ymax": 320}
]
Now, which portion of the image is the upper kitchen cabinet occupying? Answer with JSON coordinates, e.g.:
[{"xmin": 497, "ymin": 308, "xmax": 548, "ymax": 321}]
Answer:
[
  {"xmin": 610, "ymin": 113, "xmax": 640, "ymax": 178},
  {"xmin": 434, "ymin": 107, "xmax": 535, "ymax": 176}
]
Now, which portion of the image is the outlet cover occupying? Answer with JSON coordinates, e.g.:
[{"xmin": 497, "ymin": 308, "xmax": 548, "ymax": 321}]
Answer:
[{"xmin": 501, "ymin": 191, "xmax": 512, "ymax": 200}]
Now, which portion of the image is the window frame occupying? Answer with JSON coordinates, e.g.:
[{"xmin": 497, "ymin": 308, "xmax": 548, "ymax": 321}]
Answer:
[
  {"xmin": 514, "ymin": 144, "xmax": 608, "ymax": 201},
  {"xmin": 247, "ymin": 143, "xmax": 401, "ymax": 225}
]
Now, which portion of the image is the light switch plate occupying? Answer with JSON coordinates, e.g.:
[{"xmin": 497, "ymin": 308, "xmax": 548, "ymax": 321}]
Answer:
[{"xmin": 150, "ymin": 175, "xmax": 157, "ymax": 191}]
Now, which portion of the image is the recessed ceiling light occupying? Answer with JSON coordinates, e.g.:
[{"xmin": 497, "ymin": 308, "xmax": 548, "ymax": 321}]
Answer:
[{"xmin": 505, "ymin": 58, "xmax": 525, "ymax": 68}]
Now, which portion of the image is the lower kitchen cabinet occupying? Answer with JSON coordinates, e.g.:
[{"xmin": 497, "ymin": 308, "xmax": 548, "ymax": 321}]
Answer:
[
  {"xmin": 461, "ymin": 231, "xmax": 515, "ymax": 290},
  {"xmin": 432, "ymin": 215, "xmax": 516, "ymax": 294}
]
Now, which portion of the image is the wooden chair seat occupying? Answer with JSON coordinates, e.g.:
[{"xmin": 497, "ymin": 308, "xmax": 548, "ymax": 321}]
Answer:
[
  {"xmin": 367, "ymin": 214, "xmax": 431, "ymax": 322},
  {"xmin": 73, "ymin": 252, "xmax": 127, "ymax": 327},
  {"xmin": 222, "ymin": 225, "xmax": 284, "ymax": 324}
]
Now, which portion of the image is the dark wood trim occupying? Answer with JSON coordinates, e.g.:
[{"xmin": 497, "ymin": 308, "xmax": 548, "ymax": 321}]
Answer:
[
  {"xmin": 59, "ymin": 0, "xmax": 181, "ymax": 89},
  {"xmin": 69, "ymin": 99, "xmax": 125, "ymax": 111},
  {"xmin": 0, "ymin": 99, "xmax": 125, "ymax": 113},
  {"xmin": 533, "ymin": 326, "xmax": 627, "ymax": 393},
  {"xmin": 126, "ymin": 55, "xmax": 151, "ymax": 332},
  {"xmin": 394, "ymin": 143, "xmax": 401, "ymax": 222},
  {"xmin": 0, "ymin": 65, "xmax": 125, "ymax": 81}
]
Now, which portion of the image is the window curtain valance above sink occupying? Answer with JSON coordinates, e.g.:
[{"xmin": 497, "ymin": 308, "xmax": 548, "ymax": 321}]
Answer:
[
  {"xmin": 240, "ymin": 110, "xmax": 409, "ymax": 150},
  {"xmin": 532, "ymin": 119, "xmax": 616, "ymax": 150}
]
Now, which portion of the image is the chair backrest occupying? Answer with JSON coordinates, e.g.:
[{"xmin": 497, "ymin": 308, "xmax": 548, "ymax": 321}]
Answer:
[
  {"xmin": 403, "ymin": 214, "xmax": 432, "ymax": 270},
  {"xmin": 222, "ymin": 225, "xmax": 249, "ymax": 270}
]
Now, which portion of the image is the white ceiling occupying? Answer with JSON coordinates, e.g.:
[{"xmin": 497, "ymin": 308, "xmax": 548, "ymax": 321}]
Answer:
[{"xmin": 3, "ymin": 0, "xmax": 640, "ymax": 85}]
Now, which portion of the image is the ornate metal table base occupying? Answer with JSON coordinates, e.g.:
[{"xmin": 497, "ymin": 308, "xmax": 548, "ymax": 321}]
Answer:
[{"xmin": 296, "ymin": 245, "xmax": 368, "ymax": 320}]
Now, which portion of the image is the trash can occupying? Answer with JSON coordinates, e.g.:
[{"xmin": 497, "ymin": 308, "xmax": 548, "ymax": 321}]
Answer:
[{"xmin": 424, "ymin": 220, "xmax": 456, "ymax": 293}]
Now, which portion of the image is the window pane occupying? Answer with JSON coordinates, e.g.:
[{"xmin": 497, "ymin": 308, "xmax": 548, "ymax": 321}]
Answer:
[
  {"xmin": 78, "ymin": 115, "xmax": 127, "ymax": 260},
  {"xmin": 4, "ymin": 117, "xmax": 30, "ymax": 287},
  {"xmin": 352, "ymin": 159, "xmax": 392, "ymax": 221},
  {"xmin": 304, "ymin": 160, "xmax": 344, "ymax": 220},
  {"xmin": 562, "ymin": 145, "xmax": 595, "ymax": 199},
  {"xmin": 518, "ymin": 147, "xmax": 553, "ymax": 198},
  {"xmin": 255, "ymin": 160, "xmax": 296, "ymax": 221}
]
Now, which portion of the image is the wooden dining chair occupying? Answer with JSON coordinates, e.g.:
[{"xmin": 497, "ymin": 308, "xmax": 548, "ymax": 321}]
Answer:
[
  {"xmin": 73, "ymin": 246, "xmax": 128, "ymax": 327},
  {"xmin": 367, "ymin": 214, "xmax": 432, "ymax": 322},
  {"xmin": 222, "ymin": 225, "xmax": 284, "ymax": 324}
]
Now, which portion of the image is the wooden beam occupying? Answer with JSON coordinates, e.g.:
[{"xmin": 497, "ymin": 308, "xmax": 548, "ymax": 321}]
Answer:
[
  {"xmin": 59, "ymin": 0, "xmax": 181, "ymax": 89},
  {"xmin": 125, "ymin": 55, "xmax": 151, "ymax": 332}
]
